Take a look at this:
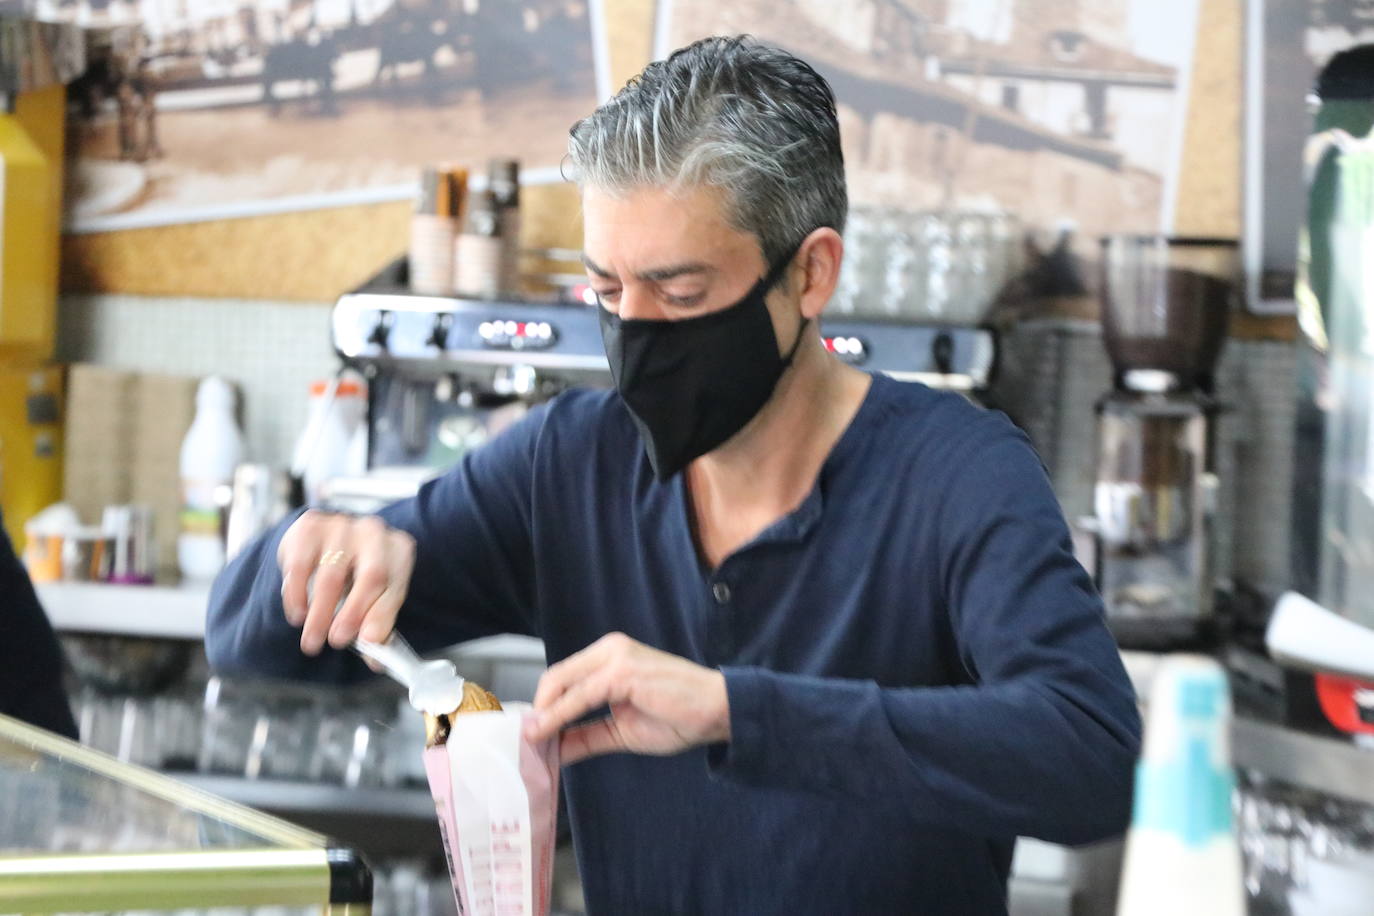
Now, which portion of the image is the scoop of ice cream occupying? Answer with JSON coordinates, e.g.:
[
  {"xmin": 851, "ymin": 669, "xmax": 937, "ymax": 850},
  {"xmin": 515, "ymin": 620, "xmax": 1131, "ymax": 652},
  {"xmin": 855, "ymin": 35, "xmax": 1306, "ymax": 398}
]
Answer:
[{"xmin": 424, "ymin": 680, "xmax": 503, "ymax": 746}]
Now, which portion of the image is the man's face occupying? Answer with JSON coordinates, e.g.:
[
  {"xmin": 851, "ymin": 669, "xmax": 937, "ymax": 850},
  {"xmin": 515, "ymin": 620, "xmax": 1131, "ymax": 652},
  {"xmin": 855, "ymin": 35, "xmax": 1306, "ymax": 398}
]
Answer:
[{"xmin": 582, "ymin": 185, "xmax": 798, "ymax": 354}]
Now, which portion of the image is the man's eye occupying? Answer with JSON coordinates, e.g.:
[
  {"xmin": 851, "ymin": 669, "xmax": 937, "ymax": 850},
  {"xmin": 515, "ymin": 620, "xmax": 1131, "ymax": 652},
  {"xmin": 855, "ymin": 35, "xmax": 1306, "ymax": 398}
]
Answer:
[
  {"xmin": 594, "ymin": 289, "xmax": 621, "ymax": 306},
  {"xmin": 664, "ymin": 293, "xmax": 704, "ymax": 308}
]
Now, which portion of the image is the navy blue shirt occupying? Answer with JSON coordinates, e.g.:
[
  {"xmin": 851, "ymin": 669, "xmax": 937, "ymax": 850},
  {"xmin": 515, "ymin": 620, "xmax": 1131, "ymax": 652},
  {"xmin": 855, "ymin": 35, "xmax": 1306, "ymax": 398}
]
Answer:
[
  {"xmin": 207, "ymin": 374, "xmax": 1140, "ymax": 915},
  {"xmin": 1, "ymin": 512, "xmax": 77, "ymax": 740}
]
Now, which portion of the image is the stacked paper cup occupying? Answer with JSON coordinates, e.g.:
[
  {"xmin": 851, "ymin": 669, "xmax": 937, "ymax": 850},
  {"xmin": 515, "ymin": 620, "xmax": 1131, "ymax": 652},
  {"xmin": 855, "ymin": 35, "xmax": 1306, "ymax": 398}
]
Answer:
[
  {"xmin": 454, "ymin": 189, "xmax": 503, "ymax": 300},
  {"xmin": 409, "ymin": 166, "xmax": 468, "ymax": 296},
  {"xmin": 1117, "ymin": 655, "xmax": 1245, "ymax": 916},
  {"xmin": 488, "ymin": 158, "xmax": 521, "ymax": 294}
]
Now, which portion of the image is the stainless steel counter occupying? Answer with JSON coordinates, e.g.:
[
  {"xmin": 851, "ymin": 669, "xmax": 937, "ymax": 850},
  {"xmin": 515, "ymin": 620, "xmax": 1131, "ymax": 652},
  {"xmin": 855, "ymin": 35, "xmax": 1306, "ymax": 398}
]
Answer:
[{"xmin": 1233, "ymin": 716, "xmax": 1374, "ymax": 806}]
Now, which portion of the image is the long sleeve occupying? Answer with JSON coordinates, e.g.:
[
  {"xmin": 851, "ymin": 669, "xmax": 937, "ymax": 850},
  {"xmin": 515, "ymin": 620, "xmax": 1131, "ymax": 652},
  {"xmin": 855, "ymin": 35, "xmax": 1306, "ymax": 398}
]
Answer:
[
  {"xmin": 205, "ymin": 399, "xmax": 554, "ymax": 684},
  {"xmin": 712, "ymin": 429, "xmax": 1141, "ymax": 846},
  {"xmin": 0, "ymin": 514, "xmax": 78, "ymax": 739}
]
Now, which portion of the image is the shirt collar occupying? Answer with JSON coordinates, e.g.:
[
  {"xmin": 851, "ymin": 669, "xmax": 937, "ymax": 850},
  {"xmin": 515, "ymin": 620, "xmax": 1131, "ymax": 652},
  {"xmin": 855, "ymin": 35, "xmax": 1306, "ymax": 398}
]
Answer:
[{"xmin": 697, "ymin": 372, "xmax": 888, "ymax": 554}]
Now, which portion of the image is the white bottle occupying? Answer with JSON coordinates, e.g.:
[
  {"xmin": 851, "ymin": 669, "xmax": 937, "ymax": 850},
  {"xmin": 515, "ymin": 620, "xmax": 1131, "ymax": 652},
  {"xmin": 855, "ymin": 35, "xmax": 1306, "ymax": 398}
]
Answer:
[
  {"xmin": 178, "ymin": 376, "xmax": 245, "ymax": 581},
  {"xmin": 1117, "ymin": 655, "xmax": 1245, "ymax": 916},
  {"xmin": 292, "ymin": 374, "xmax": 368, "ymax": 508}
]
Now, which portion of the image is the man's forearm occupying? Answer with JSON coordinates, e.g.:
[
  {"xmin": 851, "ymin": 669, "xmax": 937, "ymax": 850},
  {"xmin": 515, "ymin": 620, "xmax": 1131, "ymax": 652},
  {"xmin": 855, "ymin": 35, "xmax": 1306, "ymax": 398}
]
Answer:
[{"xmin": 710, "ymin": 665, "xmax": 1140, "ymax": 845}]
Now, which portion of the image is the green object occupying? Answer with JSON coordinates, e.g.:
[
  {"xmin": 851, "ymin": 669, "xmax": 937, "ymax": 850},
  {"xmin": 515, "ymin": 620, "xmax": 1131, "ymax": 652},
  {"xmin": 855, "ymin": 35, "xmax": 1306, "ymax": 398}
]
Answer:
[
  {"xmin": 1298, "ymin": 47, "xmax": 1374, "ymax": 352},
  {"xmin": 1295, "ymin": 46, "xmax": 1374, "ymax": 627}
]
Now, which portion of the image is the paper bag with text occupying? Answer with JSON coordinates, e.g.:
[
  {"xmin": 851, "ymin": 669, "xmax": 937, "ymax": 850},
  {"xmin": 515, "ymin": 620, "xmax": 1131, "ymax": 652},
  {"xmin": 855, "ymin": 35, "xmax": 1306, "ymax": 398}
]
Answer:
[{"xmin": 423, "ymin": 703, "xmax": 560, "ymax": 916}]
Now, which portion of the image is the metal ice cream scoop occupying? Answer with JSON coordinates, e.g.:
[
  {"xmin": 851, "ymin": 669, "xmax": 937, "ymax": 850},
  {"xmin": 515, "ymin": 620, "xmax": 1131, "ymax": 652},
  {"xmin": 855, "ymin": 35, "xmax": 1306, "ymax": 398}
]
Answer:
[{"xmin": 352, "ymin": 632, "xmax": 465, "ymax": 716}]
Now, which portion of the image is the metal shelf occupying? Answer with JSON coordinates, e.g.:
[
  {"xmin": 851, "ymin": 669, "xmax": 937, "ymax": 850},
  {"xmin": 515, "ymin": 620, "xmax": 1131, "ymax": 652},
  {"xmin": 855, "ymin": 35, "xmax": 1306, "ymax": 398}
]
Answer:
[
  {"xmin": 167, "ymin": 774, "xmax": 447, "ymax": 858},
  {"xmin": 1232, "ymin": 716, "xmax": 1374, "ymax": 807},
  {"xmin": 37, "ymin": 582, "xmax": 548, "ymax": 670},
  {"xmin": 172, "ymin": 773, "xmax": 436, "ymax": 821},
  {"xmin": 37, "ymin": 582, "xmax": 210, "ymax": 640}
]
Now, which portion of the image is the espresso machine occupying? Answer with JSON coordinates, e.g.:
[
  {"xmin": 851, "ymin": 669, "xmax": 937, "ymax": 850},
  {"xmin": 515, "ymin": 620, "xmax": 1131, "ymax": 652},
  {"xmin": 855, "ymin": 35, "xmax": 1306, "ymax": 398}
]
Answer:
[
  {"xmin": 325, "ymin": 259, "xmax": 605, "ymax": 510},
  {"xmin": 1091, "ymin": 236, "xmax": 1239, "ymax": 648},
  {"xmin": 327, "ymin": 259, "xmax": 999, "ymax": 509}
]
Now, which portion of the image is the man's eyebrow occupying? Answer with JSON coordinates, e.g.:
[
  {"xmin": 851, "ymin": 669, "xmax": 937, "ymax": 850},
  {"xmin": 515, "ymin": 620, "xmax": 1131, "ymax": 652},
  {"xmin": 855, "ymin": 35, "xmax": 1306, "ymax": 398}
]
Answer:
[
  {"xmin": 581, "ymin": 253, "xmax": 613, "ymax": 279},
  {"xmin": 638, "ymin": 262, "xmax": 713, "ymax": 283},
  {"xmin": 580, "ymin": 254, "xmax": 714, "ymax": 284}
]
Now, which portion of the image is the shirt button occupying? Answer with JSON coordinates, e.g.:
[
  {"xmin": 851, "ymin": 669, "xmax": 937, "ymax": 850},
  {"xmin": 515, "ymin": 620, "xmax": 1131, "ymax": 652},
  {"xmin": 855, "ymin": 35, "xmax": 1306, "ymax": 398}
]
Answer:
[{"xmin": 712, "ymin": 581, "xmax": 732, "ymax": 604}]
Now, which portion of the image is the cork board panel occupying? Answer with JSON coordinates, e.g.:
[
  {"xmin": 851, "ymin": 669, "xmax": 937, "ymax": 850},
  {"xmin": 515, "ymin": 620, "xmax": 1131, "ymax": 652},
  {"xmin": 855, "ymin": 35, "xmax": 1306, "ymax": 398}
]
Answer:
[
  {"xmin": 604, "ymin": 0, "xmax": 657, "ymax": 91},
  {"xmin": 1172, "ymin": 0, "xmax": 1243, "ymax": 239},
  {"xmin": 62, "ymin": 181, "xmax": 586, "ymax": 302},
  {"xmin": 521, "ymin": 181, "xmax": 585, "ymax": 253},
  {"xmin": 1231, "ymin": 310, "xmax": 1297, "ymax": 342},
  {"xmin": 62, "ymin": 200, "xmax": 410, "ymax": 302}
]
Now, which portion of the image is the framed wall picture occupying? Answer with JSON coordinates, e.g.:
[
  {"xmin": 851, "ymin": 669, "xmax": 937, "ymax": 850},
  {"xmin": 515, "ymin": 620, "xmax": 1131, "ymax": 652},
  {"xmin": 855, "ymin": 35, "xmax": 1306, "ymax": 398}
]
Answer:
[
  {"xmin": 657, "ymin": 0, "xmax": 1201, "ymax": 241},
  {"xmin": 24, "ymin": 1, "xmax": 613, "ymax": 232}
]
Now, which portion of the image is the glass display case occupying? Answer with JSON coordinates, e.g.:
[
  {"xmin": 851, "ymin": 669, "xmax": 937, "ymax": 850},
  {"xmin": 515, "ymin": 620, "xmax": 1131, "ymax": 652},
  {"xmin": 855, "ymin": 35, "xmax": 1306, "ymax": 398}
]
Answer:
[
  {"xmin": 0, "ymin": 713, "xmax": 371, "ymax": 913},
  {"xmin": 1294, "ymin": 118, "xmax": 1374, "ymax": 633},
  {"xmin": 1266, "ymin": 46, "xmax": 1374, "ymax": 736}
]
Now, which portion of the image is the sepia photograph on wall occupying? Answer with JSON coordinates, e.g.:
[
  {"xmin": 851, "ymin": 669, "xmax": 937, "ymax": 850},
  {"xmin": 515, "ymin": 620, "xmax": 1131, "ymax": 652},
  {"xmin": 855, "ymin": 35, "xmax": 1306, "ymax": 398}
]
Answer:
[
  {"xmin": 654, "ymin": 0, "xmax": 1203, "ymax": 322},
  {"xmin": 7, "ymin": 0, "xmax": 611, "ymax": 231},
  {"xmin": 659, "ymin": 0, "xmax": 1199, "ymax": 230}
]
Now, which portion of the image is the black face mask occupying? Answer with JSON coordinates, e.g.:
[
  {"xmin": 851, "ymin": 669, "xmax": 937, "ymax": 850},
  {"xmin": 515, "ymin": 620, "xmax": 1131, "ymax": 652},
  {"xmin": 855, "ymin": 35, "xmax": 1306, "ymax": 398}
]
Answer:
[{"xmin": 599, "ymin": 252, "xmax": 808, "ymax": 481}]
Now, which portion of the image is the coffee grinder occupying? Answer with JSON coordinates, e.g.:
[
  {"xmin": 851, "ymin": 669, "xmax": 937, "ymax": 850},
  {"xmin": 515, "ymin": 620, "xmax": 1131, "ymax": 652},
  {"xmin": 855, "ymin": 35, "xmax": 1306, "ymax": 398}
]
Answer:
[{"xmin": 1091, "ymin": 236, "xmax": 1238, "ymax": 648}]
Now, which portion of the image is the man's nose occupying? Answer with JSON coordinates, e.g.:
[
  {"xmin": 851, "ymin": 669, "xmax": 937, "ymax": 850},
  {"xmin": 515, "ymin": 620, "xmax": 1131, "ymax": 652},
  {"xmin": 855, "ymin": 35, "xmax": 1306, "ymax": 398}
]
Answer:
[{"xmin": 617, "ymin": 287, "xmax": 667, "ymax": 322}]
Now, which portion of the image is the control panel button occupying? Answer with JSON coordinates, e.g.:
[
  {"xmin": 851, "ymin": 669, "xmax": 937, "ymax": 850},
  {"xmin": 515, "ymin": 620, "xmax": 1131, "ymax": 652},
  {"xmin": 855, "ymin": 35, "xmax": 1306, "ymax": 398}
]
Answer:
[
  {"xmin": 477, "ymin": 319, "xmax": 558, "ymax": 351},
  {"xmin": 822, "ymin": 335, "xmax": 868, "ymax": 365}
]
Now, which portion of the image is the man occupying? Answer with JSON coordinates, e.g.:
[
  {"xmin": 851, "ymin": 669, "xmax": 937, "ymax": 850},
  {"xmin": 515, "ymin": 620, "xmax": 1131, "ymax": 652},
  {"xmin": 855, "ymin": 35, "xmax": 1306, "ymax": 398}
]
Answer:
[
  {"xmin": 0, "ymin": 513, "xmax": 78, "ymax": 739},
  {"xmin": 208, "ymin": 36, "xmax": 1140, "ymax": 914}
]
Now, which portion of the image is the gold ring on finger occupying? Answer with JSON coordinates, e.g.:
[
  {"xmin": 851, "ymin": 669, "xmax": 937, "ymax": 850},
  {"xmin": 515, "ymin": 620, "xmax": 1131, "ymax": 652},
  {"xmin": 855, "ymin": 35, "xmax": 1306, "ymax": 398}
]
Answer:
[{"xmin": 319, "ymin": 549, "xmax": 348, "ymax": 567}]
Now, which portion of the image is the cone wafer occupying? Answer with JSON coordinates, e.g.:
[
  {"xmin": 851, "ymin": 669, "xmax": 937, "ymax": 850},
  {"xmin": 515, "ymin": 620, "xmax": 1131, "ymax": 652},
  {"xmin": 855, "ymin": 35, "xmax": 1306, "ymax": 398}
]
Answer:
[{"xmin": 425, "ymin": 680, "xmax": 502, "ymax": 747}]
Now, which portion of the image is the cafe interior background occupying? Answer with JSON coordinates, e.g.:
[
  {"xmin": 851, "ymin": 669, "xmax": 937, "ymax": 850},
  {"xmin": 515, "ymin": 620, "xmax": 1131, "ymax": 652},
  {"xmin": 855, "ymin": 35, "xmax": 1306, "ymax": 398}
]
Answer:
[{"xmin": 2, "ymin": 0, "xmax": 1374, "ymax": 913}]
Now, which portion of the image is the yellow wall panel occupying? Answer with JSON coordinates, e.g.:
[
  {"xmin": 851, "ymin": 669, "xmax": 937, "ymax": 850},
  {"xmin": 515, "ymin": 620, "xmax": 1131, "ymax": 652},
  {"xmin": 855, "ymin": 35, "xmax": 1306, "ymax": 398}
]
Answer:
[{"xmin": 2, "ymin": 85, "xmax": 65, "ymax": 357}]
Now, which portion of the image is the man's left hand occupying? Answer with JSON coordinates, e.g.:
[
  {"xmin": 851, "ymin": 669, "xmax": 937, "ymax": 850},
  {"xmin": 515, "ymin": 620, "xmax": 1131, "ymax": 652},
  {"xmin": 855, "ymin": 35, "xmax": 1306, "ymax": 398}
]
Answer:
[{"xmin": 523, "ymin": 632, "xmax": 731, "ymax": 764}]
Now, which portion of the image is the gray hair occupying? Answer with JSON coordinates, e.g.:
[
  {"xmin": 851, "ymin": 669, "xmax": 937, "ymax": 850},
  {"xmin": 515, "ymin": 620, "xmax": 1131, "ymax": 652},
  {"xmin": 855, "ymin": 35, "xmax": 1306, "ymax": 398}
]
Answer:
[{"xmin": 567, "ymin": 35, "xmax": 847, "ymax": 270}]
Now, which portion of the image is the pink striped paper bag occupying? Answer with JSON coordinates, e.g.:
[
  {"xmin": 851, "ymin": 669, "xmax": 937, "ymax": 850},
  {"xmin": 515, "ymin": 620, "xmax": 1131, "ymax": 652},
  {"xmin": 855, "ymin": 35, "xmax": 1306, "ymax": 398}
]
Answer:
[{"xmin": 424, "ymin": 703, "xmax": 560, "ymax": 916}]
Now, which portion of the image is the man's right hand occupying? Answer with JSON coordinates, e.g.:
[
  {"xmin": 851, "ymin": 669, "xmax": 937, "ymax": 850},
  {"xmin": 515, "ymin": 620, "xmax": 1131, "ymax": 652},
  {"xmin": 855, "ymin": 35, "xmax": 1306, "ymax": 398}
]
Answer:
[{"xmin": 277, "ymin": 510, "xmax": 417, "ymax": 656}]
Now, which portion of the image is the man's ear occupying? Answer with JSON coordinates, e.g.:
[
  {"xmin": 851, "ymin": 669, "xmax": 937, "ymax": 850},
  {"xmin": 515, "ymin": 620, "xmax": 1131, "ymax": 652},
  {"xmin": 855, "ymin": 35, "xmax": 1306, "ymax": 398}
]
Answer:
[{"xmin": 795, "ymin": 227, "xmax": 844, "ymax": 321}]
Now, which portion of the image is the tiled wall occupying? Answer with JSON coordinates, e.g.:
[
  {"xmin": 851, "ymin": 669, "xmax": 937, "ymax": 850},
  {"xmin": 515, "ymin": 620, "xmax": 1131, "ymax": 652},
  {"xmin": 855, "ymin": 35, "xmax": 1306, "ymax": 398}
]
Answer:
[
  {"xmin": 992, "ymin": 320, "xmax": 1112, "ymax": 521},
  {"xmin": 57, "ymin": 294, "xmax": 340, "ymax": 469},
  {"xmin": 992, "ymin": 320, "xmax": 1298, "ymax": 596},
  {"xmin": 1214, "ymin": 340, "xmax": 1297, "ymax": 596}
]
